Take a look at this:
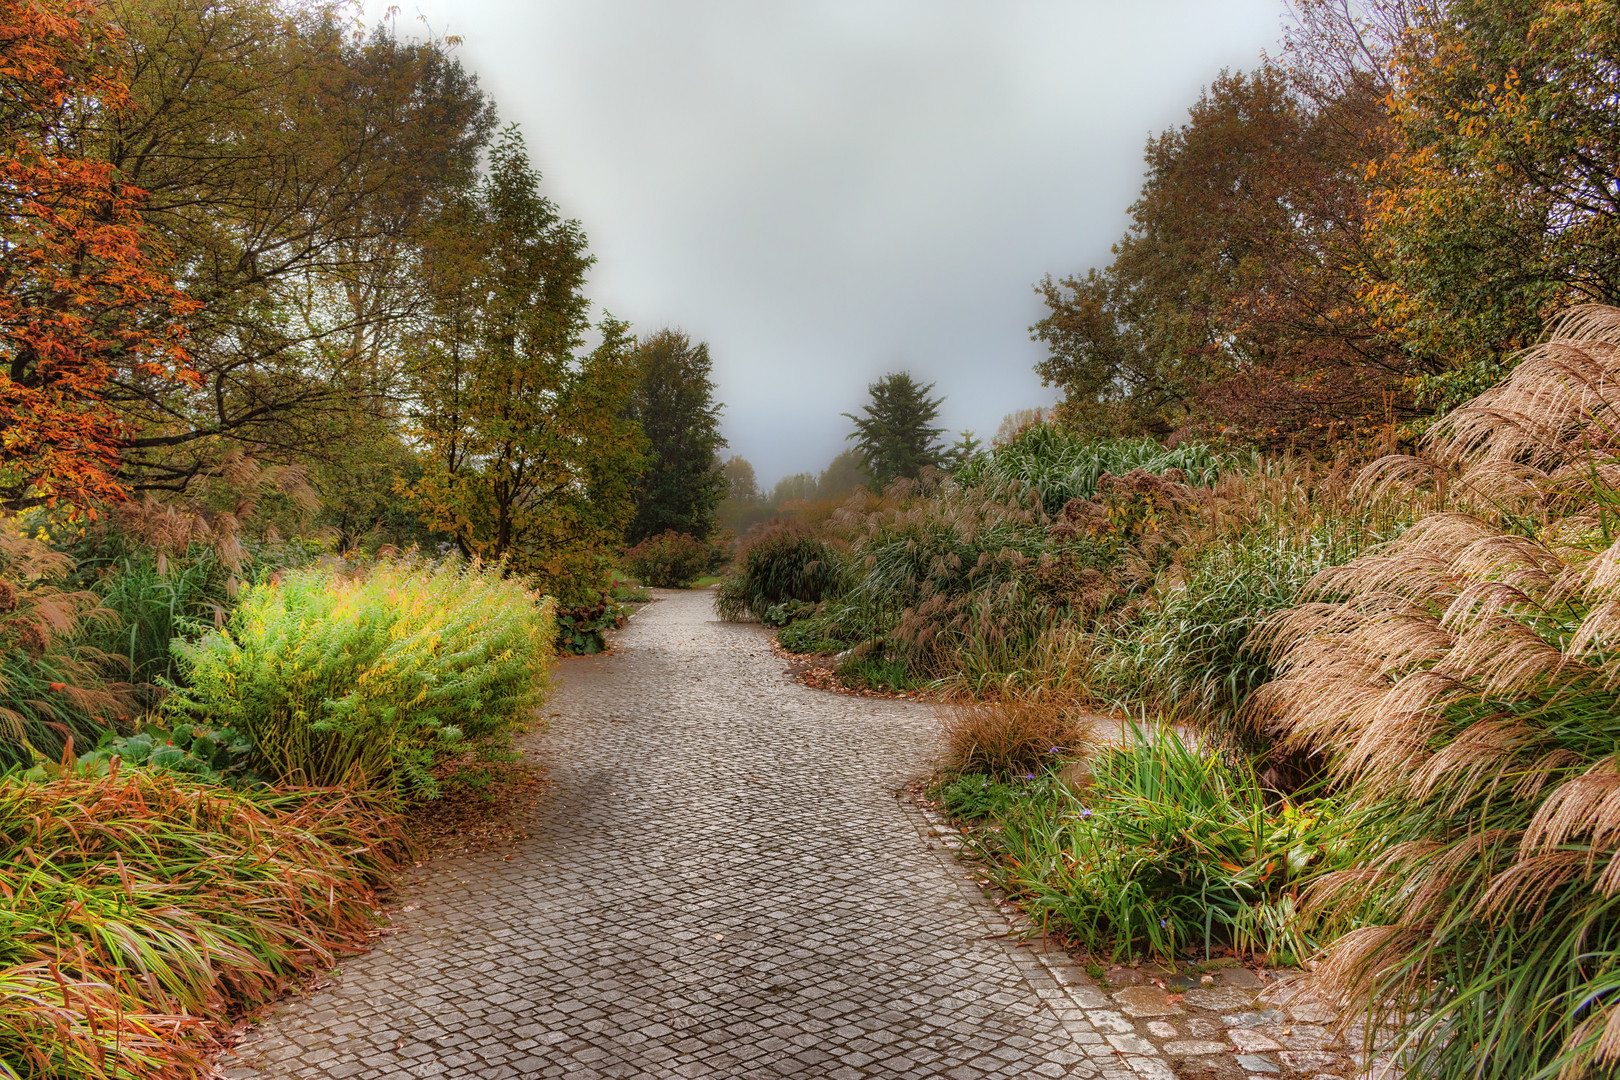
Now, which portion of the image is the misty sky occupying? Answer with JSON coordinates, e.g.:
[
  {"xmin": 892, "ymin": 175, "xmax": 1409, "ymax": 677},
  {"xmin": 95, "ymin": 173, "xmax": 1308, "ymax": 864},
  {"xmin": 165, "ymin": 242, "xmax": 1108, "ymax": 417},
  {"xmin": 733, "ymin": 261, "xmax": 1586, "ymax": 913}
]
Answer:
[{"xmin": 414, "ymin": 1, "xmax": 1286, "ymax": 488}]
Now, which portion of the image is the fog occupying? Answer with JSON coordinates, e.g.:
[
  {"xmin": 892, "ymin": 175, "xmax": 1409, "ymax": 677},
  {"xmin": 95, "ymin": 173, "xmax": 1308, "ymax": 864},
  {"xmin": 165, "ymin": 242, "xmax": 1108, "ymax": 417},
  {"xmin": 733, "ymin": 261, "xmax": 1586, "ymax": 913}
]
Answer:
[{"xmin": 414, "ymin": 1, "xmax": 1285, "ymax": 485}]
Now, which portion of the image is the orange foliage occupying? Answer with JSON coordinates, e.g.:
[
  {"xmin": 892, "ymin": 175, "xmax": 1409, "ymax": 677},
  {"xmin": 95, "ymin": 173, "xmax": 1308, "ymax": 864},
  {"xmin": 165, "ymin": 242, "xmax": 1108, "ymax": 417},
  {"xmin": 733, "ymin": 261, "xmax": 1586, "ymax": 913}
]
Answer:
[{"xmin": 0, "ymin": 0, "xmax": 196, "ymax": 514}]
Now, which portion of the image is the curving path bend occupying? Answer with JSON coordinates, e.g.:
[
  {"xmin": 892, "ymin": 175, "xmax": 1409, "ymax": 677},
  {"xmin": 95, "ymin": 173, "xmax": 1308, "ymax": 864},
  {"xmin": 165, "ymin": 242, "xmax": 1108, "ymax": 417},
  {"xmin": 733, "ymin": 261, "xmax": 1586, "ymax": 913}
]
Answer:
[{"xmin": 225, "ymin": 589, "xmax": 1140, "ymax": 1080}]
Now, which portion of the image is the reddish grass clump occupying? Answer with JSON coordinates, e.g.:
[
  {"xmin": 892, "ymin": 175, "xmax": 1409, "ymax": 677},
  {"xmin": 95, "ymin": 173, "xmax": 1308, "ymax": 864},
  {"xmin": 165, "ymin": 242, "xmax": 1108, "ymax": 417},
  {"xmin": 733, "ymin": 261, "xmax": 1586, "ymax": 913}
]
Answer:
[
  {"xmin": 939, "ymin": 692, "xmax": 1095, "ymax": 778},
  {"xmin": 0, "ymin": 766, "xmax": 408, "ymax": 1078}
]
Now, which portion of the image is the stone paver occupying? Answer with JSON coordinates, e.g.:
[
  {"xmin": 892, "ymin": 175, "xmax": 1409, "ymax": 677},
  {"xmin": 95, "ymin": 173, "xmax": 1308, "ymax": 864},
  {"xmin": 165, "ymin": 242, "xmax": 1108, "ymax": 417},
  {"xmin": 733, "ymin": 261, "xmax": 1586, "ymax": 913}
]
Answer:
[{"xmin": 223, "ymin": 590, "xmax": 1132, "ymax": 1079}]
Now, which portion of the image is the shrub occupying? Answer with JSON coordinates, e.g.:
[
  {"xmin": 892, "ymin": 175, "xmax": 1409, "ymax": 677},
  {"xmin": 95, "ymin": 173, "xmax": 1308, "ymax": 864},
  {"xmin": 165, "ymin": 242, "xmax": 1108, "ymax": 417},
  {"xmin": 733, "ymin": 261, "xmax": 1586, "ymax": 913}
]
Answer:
[
  {"xmin": 942, "ymin": 728, "xmax": 1346, "ymax": 964},
  {"xmin": 622, "ymin": 530, "xmax": 711, "ymax": 588},
  {"xmin": 715, "ymin": 520, "xmax": 842, "ymax": 621},
  {"xmin": 1253, "ymin": 306, "xmax": 1620, "ymax": 1079},
  {"xmin": 165, "ymin": 559, "xmax": 555, "ymax": 799},
  {"xmin": 938, "ymin": 693, "xmax": 1093, "ymax": 777},
  {"xmin": 554, "ymin": 598, "xmax": 624, "ymax": 655},
  {"xmin": 89, "ymin": 548, "xmax": 233, "ymax": 689},
  {"xmin": 0, "ymin": 769, "xmax": 405, "ymax": 1079}
]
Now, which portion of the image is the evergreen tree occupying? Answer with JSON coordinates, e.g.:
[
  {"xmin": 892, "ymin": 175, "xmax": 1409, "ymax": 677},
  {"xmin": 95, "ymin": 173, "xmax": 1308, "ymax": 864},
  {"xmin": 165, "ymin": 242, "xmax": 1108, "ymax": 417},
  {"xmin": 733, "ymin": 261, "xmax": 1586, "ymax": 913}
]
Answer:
[
  {"xmin": 625, "ymin": 330, "xmax": 727, "ymax": 543},
  {"xmin": 844, "ymin": 373, "xmax": 945, "ymax": 488}
]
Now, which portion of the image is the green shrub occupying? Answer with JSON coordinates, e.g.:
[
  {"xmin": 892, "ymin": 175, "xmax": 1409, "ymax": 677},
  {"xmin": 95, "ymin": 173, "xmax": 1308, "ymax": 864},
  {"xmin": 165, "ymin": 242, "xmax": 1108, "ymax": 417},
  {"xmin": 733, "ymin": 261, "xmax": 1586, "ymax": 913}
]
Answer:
[
  {"xmin": 554, "ymin": 599, "xmax": 624, "ymax": 655},
  {"xmin": 946, "ymin": 728, "xmax": 1346, "ymax": 964},
  {"xmin": 89, "ymin": 549, "xmax": 233, "ymax": 689},
  {"xmin": 622, "ymin": 531, "xmax": 711, "ymax": 588},
  {"xmin": 776, "ymin": 611, "xmax": 853, "ymax": 653},
  {"xmin": 715, "ymin": 520, "xmax": 843, "ymax": 621},
  {"xmin": 164, "ymin": 559, "xmax": 555, "ymax": 800}
]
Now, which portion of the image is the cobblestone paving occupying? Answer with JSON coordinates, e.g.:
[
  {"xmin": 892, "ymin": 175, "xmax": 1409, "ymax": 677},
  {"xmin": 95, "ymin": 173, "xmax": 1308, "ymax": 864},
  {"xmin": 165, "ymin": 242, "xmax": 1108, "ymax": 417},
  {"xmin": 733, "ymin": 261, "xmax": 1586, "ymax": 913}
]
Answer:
[
  {"xmin": 224, "ymin": 590, "xmax": 1394, "ymax": 1080},
  {"xmin": 227, "ymin": 590, "xmax": 1132, "ymax": 1080}
]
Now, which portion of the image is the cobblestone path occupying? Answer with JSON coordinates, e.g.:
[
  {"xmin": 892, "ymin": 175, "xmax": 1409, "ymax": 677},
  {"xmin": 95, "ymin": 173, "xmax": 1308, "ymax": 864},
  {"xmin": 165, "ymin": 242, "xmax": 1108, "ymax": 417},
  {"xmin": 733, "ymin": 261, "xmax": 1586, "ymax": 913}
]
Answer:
[{"xmin": 225, "ymin": 589, "xmax": 1138, "ymax": 1080}]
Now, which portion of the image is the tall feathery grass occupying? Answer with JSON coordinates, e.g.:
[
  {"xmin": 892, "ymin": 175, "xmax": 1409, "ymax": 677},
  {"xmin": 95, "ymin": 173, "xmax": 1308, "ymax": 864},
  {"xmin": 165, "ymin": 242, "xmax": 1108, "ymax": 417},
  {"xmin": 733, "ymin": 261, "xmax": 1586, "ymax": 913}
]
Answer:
[
  {"xmin": 1254, "ymin": 305, "xmax": 1620, "ymax": 1079},
  {"xmin": 0, "ymin": 767, "xmax": 405, "ymax": 1079},
  {"xmin": 165, "ymin": 559, "xmax": 555, "ymax": 799}
]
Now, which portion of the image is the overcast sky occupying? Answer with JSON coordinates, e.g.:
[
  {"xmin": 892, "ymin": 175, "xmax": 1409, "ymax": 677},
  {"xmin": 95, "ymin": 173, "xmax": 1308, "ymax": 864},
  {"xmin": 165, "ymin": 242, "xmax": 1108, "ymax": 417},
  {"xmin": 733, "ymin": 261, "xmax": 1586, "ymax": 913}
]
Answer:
[{"xmin": 415, "ymin": 1, "xmax": 1286, "ymax": 487}]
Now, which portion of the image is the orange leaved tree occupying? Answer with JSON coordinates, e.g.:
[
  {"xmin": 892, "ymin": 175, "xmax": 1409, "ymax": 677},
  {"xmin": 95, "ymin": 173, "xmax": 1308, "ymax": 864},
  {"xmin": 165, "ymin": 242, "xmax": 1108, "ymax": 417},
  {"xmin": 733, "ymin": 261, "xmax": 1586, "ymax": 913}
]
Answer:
[{"xmin": 0, "ymin": 0, "xmax": 195, "ymax": 514}]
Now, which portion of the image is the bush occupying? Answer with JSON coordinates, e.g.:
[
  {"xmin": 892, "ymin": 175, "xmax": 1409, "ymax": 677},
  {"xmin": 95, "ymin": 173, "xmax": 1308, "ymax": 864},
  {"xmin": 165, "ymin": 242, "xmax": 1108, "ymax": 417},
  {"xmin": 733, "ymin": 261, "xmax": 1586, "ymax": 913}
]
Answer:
[
  {"xmin": 554, "ymin": 598, "xmax": 624, "ymax": 655},
  {"xmin": 622, "ymin": 530, "xmax": 711, "ymax": 587},
  {"xmin": 1253, "ymin": 306, "xmax": 1620, "ymax": 1079},
  {"xmin": 715, "ymin": 520, "xmax": 842, "ymax": 621},
  {"xmin": 938, "ymin": 693, "xmax": 1093, "ymax": 777},
  {"xmin": 942, "ymin": 728, "xmax": 1346, "ymax": 964},
  {"xmin": 0, "ymin": 769, "xmax": 405, "ymax": 1079},
  {"xmin": 164, "ymin": 559, "xmax": 555, "ymax": 799}
]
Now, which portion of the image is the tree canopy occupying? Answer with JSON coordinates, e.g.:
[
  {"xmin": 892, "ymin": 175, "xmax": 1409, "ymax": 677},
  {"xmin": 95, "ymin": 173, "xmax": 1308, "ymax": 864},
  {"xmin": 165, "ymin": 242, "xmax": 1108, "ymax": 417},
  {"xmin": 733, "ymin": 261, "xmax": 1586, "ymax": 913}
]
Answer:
[
  {"xmin": 845, "ymin": 373, "xmax": 945, "ymax": 488},
  {"xmin": 403, "ymin": 127, "xmax": 644, "ymax": 605},
  {"xmin": 624, "ymin": 330, "xmax": 726, "ymax": 543}
]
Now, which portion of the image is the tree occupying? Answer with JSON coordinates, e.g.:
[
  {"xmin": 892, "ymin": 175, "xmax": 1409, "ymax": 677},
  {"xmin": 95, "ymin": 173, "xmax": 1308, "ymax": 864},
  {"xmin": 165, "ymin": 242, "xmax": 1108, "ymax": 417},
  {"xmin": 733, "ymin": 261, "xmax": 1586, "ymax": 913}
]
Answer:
[
  {"xmin": 404, "ymin": 127, "xmax": 644, "ymax": 605},
  {"xmin": 769, "ymin": 473, "xmax": 816, "ymax": 507},
  {"xmin": 719, "ymin": 455, "xmax": 760, "ymax": 503},
  {"xmin": 94, "ymin": 0, "xmax": 495, "ymax": 494},
  {"xmin": 844, "ymin": 373, "xmax": 945, "ymax": 488},
  {"xmin": 815, "ymin": 450, "xmax": 867, "ymax": 500},
  {"xmin": 624, "ymin": 330, "xmax": 726, "ymax": 543},
  {"xmin": 1366, "ymin": 0, "xmax": 1620, "ymax": 411},
  {"xmin": 0, "ymin": 0, "xmax": 196, "ymax": 513},
  {"xmin": 1033, "ymin": 67, "xmax": 1407, "ymax": 446},
  {"xmin": 942, "ymin": 431, "xmax": 982, "ymax": 472}
]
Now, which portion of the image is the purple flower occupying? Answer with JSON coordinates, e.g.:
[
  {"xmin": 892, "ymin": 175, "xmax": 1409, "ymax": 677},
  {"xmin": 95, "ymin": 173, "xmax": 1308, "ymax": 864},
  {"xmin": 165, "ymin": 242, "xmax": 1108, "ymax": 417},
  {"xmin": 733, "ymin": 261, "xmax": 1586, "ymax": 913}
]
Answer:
[
  {"xmin": 1047, "ymin": 747, "xmax": 1060, "ymax": 754},
  {"xmin": 1024, "ymin": 773, "xmax": 1035, "ymax": 780},
  {"xmin": 1159, "ymin": 918, "xmax": 1167, "ymax": 928},
  {"xmin": 1080, "ymin": 808, "xmax": 1093, "ymax": 818}
]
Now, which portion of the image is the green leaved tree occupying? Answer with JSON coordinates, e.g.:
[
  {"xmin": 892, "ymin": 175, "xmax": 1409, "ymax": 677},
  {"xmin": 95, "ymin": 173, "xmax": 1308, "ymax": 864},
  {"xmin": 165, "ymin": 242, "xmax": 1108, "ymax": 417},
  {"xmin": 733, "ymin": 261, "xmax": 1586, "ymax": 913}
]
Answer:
[
  {"xmin": 844, "ymin": 373, "xmax": 945, "ymax": 488},
  {"xmin": 624, "ymin": 330, "xmax": 726, "ymax": 543},
  {"xmin": 404, "ymin": 126, "xmax": 645, "ymax": 605}
]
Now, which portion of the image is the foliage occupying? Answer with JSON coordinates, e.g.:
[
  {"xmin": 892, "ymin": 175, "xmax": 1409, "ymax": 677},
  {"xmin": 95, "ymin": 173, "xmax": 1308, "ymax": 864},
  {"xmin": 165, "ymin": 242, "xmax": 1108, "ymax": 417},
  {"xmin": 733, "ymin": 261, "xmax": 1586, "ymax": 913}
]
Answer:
[
  {"xmin": 101, "ymin": 0, "xmax": 495, "ymax": 495},
  {"xmin": 957, "ymin": 426, "xmax": 1230, "ymax": 516},
  {"xmin": 625, "ymin": 330, "xmax": 727, "ymax": 543},
  {"xmin": 164, "ymin": 559, "xmax": 554, "ymax": 800},
  {"xmin": 0, "ymin": 768, "xmax": 405, "ymax": 1078},
  {"xmin": 844, "ymin": 372, "xmax": 946, "ymax": 488},
  {"xmin": 715, "ymin": 520, "xmax": 843, "ymax": 622},
  {"xmin": 553, "ymin": 599, "xmax": 624, "ymax": 656},
  {"xmin": 622, "ymin": 530, "xmax": 711, "ymax": 588},
  {"xmin": 0, "ymin": 0, "xmax": 198, "ymax": 512},
  {"xmin": 1032, "ymin": 67, "xmax": 1399, "ymax": 444},
  {"xmin": 1369, "ymin": 0, "xmax": 1620, "ymax": 411},
  {"xmin": 610, "ymin": 579, "xmax": 651, "ymax": 604},
  {"xmin": 404, "ymin": 127, "xmax": 645, "ymax": 608},
  {"xmin": 1254, "ymin": 306, "xmax": 1620, "ymax": 1079},
  {"xmin": 87, "ymin": 548, "xmax": 231, "ymax": 690},
  {"xmin": 941, "ymin": 729, "xmax": 1347, "ymax": 964},
  {"xmin": 938, "ymin": 693, "xmax": 1093, "ymax": 778}
]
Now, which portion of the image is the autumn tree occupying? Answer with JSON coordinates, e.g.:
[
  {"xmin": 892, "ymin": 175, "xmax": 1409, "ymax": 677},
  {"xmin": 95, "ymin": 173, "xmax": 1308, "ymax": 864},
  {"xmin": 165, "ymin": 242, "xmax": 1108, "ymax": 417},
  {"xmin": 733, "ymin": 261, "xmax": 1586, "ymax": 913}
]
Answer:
[
  {"xmin": 93, "ymin": 0, "xmax": 494, "ymax": 494},
  {"xmin": 405, "ymin": 127, "xmax": 644, "ymax": 605},
  {"xmin": 719, "ymin": 455, "xmax": 761, "ymax": 503},
  {"xmin": 0, "ymin": 0, "xmax": 195, "ymax": 512},
  {"xmin": 1033, "ymin": 67, "xmax": 1405, "ymax": 446},
  {"xmin": 623, "ymin": 329, "xmax": 726, "ymax": 543},
  {"xmin": 845, "ymin": 372, "xmax": 944, "ymax": 487},
  {"xmin": 1367, "ymin": 0, "xmax": 1620, "ymax": 411}
]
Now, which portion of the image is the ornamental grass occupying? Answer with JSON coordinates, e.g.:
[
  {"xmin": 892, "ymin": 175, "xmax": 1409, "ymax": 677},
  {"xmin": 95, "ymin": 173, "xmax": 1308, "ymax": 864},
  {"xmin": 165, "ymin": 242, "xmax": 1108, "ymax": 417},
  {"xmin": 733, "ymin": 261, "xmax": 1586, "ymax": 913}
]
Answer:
[
  {"xmin": 0, "ymin": 767, "xmax": 406, "ymax": 1079},
  {"xmin": 1254, "ymin": 305, "xmax": 1620, "ymax": 1078}
]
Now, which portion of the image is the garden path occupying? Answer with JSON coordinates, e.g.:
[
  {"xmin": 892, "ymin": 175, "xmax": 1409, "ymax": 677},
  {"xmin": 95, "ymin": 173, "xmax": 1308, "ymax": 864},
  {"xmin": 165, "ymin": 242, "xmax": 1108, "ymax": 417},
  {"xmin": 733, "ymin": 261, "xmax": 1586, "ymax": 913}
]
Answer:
[
  {"xmin": 223, "ymin": 589, "xmax": 1139, "ymax": 1080},
  {"xmin": 222, "ymin": 590, "xmax": 1370, "ymax": 1080}
]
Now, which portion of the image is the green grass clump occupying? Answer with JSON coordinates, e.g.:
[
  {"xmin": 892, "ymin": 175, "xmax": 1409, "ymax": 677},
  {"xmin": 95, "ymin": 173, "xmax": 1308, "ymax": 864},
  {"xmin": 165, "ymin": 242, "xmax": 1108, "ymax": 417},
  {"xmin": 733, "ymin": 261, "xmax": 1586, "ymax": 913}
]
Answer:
[
  {"xmin": 715, "ymin": 520, "xmax": 843, "ymax": 621},
  {"xmin": 165, "ymin": 559, "xmax": 555, "ymax": 799},
  {"xmin": 958, "ymin": 428, "xmax": 1232, "ymax": 515},
  {"xmin": 944, "ymin": 728, "xmax": 1346, "ymax": 964}
]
